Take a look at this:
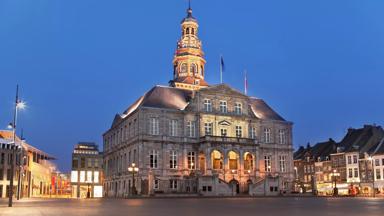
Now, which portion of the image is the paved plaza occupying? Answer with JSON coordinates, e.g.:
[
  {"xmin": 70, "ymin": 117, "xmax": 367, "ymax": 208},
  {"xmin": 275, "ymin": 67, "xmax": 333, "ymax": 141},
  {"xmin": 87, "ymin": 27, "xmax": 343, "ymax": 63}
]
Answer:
[{"xmin": 1, "ymin": 197, "xmax": 384, "ymax": 216}]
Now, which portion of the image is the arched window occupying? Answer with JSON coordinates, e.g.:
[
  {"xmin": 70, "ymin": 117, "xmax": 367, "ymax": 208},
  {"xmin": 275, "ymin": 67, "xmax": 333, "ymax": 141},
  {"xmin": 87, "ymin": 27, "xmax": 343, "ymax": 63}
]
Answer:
[
  {"xmin": 211, "ymin": 150, "xmax": 223, "ymax": 170},
  {"xmin": 228, "ymin": 151, "xmax": 238, "ymax": 170},
  {"xmin": 186, "ymin": 28, "xmax": 190, "ymax": 34},
  {"xmin": 180, "ymin": 63, "xmax": 188, "ymax": 73},
  {"xmin": 190, "ymin": 63, "xmax": 197, "ymax": 74},
  {"xmin": 200, "ymin": 66, "xmax": 204, "ymax": 76},
  {"xmin": 244, "ymin": 152, "xmax": 253, "ymax": 171},
  {"xmin": 191, "ymin": 28, "xmax": 195, "ymax": 35}
]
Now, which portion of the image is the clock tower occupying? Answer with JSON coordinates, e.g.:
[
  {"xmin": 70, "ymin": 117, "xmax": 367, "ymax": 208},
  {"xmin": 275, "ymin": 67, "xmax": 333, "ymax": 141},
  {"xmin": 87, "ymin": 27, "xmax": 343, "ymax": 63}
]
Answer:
[{"xmin": 170, "ymin": 4, "xmax": 208, "ymax": 90}]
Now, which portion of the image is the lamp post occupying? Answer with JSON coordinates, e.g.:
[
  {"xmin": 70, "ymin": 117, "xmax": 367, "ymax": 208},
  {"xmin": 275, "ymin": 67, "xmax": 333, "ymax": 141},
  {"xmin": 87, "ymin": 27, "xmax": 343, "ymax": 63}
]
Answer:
[
  {"xmin": 331, "ymin": 169, "xmax": 340, "ymax": 196},
  {"xmin": 128, "ymin": 163, "xmax": 139, "ymax": 195},
  {"xmin": 8, "ymin": 85, "xmax": 26, "ymax": 207}
]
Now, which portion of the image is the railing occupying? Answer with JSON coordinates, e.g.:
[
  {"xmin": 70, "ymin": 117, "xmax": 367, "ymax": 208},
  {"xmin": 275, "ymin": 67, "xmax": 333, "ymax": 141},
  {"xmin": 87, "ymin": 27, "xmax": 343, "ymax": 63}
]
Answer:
[{"xmin": 200, "ymin": 136, "xmax": 257, "ymax": 144}]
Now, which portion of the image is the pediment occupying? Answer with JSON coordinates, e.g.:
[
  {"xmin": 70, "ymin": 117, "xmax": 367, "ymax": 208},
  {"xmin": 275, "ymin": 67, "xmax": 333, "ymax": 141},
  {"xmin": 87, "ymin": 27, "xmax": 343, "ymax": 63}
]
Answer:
[
  {"xmin": 199, "ymin": 84, "xmax": 247, "ymax": 98},
  {"xmin": 218, "ymin": 120, "xmax": 231, "ymax": 126}
]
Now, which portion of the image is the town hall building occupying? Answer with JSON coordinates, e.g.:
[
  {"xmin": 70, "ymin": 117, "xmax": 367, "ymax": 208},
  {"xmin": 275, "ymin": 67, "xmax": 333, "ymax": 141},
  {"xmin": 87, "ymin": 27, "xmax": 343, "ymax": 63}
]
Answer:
[{"xmin": 103, "ymin": 5, "xmax": 294, "ymax": 197}]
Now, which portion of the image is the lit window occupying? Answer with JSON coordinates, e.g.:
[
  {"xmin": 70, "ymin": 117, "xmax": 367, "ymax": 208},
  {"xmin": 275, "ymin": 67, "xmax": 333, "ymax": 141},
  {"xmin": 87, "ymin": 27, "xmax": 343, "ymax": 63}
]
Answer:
[
  {"xmin": 219, "ymin": 101, "xmax": 227, "ymax": 113},
  {"xmin": 204, "ymin": 99, "xmax": 212, "ymax": 112},
  {"xmin": 264, "ymin": 155, "xmax": 271, "ymax": 172},
  {"xmin": 94, "ymin": 171, "xmax": 99, "ymax": 183},
  {"xmin": 264, "ymin": 128, "xmax": 271, "ymax": 143},
  {"xmin": 234, "ymin": 103, "xmax": 242, "ymax": 115},
  {"xmin": 228, "ymin": 151, "xmax": 238, "ymax": 170},
  {"xmin": 87, "ymin": 171, "xmax": 92, "ymax": 182},
  {"xmin": 188, "ymin": 152, "xmax": 195, "ymax": 169},
  {"xmin": 93, "ymin": 186, "xmax": 103, "ymax": 198},
  {"xmin": 79, "ymin": 171, "xmax": 85, "ymax": 183},
  {"xmin": 170, "ymin": 151, "xmax": 177, "ymax": 169},
  {"xmin": 71, "ymin": 171, "xmax": 78, "ymax": 182},
  {"xmin": 279, "ymin": 155, "xmax": 286, "ymax": 172}
]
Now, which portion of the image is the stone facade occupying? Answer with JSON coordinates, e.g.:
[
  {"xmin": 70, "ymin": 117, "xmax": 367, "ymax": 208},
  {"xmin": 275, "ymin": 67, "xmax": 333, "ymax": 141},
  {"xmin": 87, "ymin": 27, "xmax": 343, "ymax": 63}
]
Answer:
[{"xmin": 102, "ymin": 5, "xmax": 294, "ymax": 197}]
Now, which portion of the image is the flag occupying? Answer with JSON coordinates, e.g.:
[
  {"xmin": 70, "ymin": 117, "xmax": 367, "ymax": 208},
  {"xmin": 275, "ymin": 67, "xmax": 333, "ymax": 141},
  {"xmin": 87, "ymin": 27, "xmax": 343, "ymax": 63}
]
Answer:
[
  {"xmin": 220, "ymin": 56, "xmax": 225, "ymax": 72},
  {"xmin": 244, "ymin": 70, "xmax": 248, "ymax": 95}
]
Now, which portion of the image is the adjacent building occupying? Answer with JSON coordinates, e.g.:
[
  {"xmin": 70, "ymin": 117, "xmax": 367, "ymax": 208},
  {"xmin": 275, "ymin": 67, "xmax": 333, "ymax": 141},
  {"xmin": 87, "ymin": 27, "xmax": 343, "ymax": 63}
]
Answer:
[
  {"xmin": 71, "ymin": 142, "xmax": 103, "ymax": 198},
  {"xmin": 0, "ymin": 130, "xmax": 56, "ymax": 198},
  {"xmin": 294, "ymin": 125, "xmax": 384, "ymax": 196},
  {"xmin": 103, "ymin": 5, "xmax": 294, "ymax": 197}
]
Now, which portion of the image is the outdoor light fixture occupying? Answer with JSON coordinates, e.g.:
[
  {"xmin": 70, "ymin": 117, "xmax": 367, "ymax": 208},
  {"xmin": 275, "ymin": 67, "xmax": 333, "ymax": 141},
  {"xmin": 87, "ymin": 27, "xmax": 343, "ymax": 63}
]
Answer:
[{"xmin": 128, "ymin": 163, "xmax": 139, "ymax": 195}]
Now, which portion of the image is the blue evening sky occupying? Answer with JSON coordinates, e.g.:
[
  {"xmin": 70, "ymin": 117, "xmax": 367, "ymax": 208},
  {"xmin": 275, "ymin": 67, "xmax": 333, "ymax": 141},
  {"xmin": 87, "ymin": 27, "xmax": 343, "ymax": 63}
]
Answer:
[{"xmin": 0, "ymin": 0, "xmax": 383, "ymax": 171}]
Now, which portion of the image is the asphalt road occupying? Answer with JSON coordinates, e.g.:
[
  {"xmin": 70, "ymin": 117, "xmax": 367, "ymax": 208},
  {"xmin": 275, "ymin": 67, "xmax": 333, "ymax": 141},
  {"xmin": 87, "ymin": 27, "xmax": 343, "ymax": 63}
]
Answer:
[{"xmin": 1, "ymin": 197, "xmax": 383, "ymax": 216}]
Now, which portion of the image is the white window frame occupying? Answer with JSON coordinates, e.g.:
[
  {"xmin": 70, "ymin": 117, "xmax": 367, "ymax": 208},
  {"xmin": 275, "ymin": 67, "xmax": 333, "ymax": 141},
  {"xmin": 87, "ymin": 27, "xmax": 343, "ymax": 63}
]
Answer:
[
  {"xmin": 264, "ymin": 155, "xmax": 271, "ymax": 172},
  {"xmin": 219, "ymin": 101, "xmax": 227, "ymax": 113},
  {"xmin": 170, "ymin": 180, "xmax": 177, "ymax": 190},
  {"xmin": 170, "ymin": 119, "xmax": 178, "ymax": 136},
  {"xmin": 170, "ymin": 150, "xmax": 177, "ymax": 169},
  {"xmin": 279, "ymin": 155, "xmax": 286, "ymax": 172},
  {"xmin": 153, "ymin": 179, "xmax": 159, "ymax": 189},
  {"xmin": 234, "ymin": 102, "xmax": 242, "ymax": 115},
  {"xmin": 204, "ymin": 122, "xmax": 213, "ymax": 136},
  {"xmin": 150, "ymin": 150, "xmax": 159, "ymax": 169},
  {"xmin": 188, "ymin": 152, "xmax": 196, "ymax": 170},
  {"xmin": 264, "ymin": 128, "xmax": 271, "ymax": 143},
  {"xmin": 235, "ymin": 126, "xmax": 242, "ymax": 138},
  {"xmin": 186, "ymin": 121, "xmax": 196, "ymax": 137},
  {"xmin": 150, "ymin": 118, "xmax": 159, "ymax": 135},
  {"xmin": 250, "ymin": 127, "xmax": 256, "ymax": 139},
  {"xmin": 278, "ymin": 129, "xmax": 286, "ymax": 144},
  {"xmin": 204, "ymin": 99, "xmax": 212, "ymax": 112}
]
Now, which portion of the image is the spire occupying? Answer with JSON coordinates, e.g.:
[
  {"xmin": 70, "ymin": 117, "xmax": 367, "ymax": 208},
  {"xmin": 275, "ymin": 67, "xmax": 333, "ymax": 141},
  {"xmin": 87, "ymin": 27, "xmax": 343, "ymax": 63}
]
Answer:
[{"xmin": 187, "ymin": 0, "xmax": 192, "ymax": 17}]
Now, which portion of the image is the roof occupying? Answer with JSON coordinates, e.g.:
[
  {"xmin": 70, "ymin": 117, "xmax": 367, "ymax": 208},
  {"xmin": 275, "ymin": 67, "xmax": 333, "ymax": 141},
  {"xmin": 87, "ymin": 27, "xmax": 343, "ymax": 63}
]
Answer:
[
  {"xmin": 294, "ymin": 139, "xmax": 337, "ymax": 161},
  {"xmin": 338, "ymin": 125, "xmax": 384, "ymax": 153},
  {"xmin": 368, "ymin": 137, "xmax": 384, "ymax": 155},
  {"xmin": 249, "ymin": 97, "xmax": 286, "ymax": 121}
]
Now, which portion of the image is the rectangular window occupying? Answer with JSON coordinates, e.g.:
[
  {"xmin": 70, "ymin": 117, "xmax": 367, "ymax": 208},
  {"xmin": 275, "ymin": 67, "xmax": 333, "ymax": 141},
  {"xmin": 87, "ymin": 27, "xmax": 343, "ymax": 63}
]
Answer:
[
  {"xmin": 170, "ymin": 180, "xmax": 177, "ymax": 190},
  {"xmin": 279, "ymin": 155, "xmax": 286, "ymax": 172},
  {"xmin": 204, "ymin": 99, "xmax": 212, "ymax": 112},
  {"xmin": 86, "ymin": 171, "xmax": 92, "ymax": 183},
  {"xmin": 278, "ymin": 129, "xmax": 286, "ymax": 144},
  {"xmin": 204, "ymin": 122, "xmax": 213, "ymax": 136},
  {"xmin": 250, "ymin": 127, "xmax": 256, "ymax": 139},
  {"xmin": 79, "ymin": 171, "xmax": 85, "ymax": 183},
  {"xmin": 186, "ymin": 121, "xmax": 196, "ymax": 137},
  {"xmin": 150, "ymin": 118, "xmax": 160, "ymax": 135},
  {"xmin": 234, "ymin": 102, "xmax": 242, "ymax": 115},
  {"xmin": 348, "ymin": 168, "xmax": 353, "ymax": 178},
  {"xmin": 235, "ymin": 126, "xmax": 242, "ymax": 138},
  {"xmin": 170, "ymin": 150, "xmax": 177, "ymax": 169},
  {"xmin": 81, "ymin": 158, "xmax": 85, "ymax": 168},
  {"xmin": 94, "ymin": 159, "xmax": 99, "ymax": 168},
  {"xmin": 88, "ymin": 158, "xmax": 92, "ymax": 168},
  {"xmin": 375, "ymin": 159, "xmax": 380, "ymax": 166},
  {"xmin": 94, "ymin": 171, "xmax": 99, "ymax": 183},
  {"xmin": 347, "ymin": 156, "xmax": 352, "ymax": 165},
  {"xmin": 353, "ymin": 155, "xmax": 358, "ymax": 164},
  {"xmin": 169, "ymin": 120, "xmax": 178, "ymax": 136},
  {"xmin": 0, "ymin": 153, "xmax": 4, "ymax": 164},
  {"xmin": 71, "ymin": 171, "xmax": 78, "ymax": 182},
  {"xmin": 153, "ymin": 179, "xmax": 159, "ymax": 189},
  {"xmin": 150, "ymin": 150, "xmax": 159, "ymax": 169},
  {"xmin": 6, "ymin": 169, "xmax": 11, "ymax": 180},
  {"xmin": 264, "ymin": 155, "xmax": 271, "ymax": 172},
  {"xmin": 220, "ymin": 128, "xmax": 227, "ymax": 137},
  {"xmin": 219, "ymin": 101, "xmax": 227, "ymax": 113},
  {"xmin": 0, "ymin": 169, "xmax": 3, "ymax": 180},
  {"xmin": 72, "ymin": 158, "xmax": 78, "ymax": 169},
  {"xmin": 188, "ymin": 152, "xmax": 196, "ymax": 169},
  {"xmin": 264, "ymin": 128, "xmax": 271, "ymax": 143},
  {"xmin": 354, "ymin": 168, "xmax": 358, "ymax": 178},
  {"xmin": 376, "ymin": 169, "xmax": 381, "ymax": 180}
]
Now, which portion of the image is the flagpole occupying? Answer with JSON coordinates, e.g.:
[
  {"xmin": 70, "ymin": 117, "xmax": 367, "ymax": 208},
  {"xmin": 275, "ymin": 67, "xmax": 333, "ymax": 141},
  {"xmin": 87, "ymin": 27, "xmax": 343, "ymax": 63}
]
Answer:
[
  {"xmin": 220, "ymin": 55, "xmax": 223, "ymax": 84},
  {"xmin": 244, "ymin": 70, "xmax": 247, "ymax": 95}
]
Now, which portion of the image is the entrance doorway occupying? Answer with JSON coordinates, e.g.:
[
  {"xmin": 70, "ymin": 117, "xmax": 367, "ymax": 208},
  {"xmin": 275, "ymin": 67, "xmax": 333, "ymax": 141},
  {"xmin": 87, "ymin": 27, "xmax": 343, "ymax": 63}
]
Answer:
[{"xmin": 229, "ymin": 179, "xmax": 240, "ymax": 195}]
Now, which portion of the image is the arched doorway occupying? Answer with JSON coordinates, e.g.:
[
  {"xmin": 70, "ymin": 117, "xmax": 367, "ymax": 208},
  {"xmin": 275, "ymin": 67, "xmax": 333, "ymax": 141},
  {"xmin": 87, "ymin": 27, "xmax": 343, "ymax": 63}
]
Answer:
[
  {"xmin": 229, "ymin": 179, "xmax": 240, "ymax": 195},
  {"xmin": 211, "ymin": 150, "xmax": 223, "ymax": 170}
]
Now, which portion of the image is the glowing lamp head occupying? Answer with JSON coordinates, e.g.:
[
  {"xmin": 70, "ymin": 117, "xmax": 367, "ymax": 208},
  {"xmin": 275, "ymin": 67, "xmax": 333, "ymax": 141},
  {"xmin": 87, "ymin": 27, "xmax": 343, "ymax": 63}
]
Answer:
[
  {"xmin": 16, "ymin": 100, "xmax": 26, "ymax": 110},
  {"xmin": 128, "ymin": 167, "xmax": 133, "ymax": 172}
]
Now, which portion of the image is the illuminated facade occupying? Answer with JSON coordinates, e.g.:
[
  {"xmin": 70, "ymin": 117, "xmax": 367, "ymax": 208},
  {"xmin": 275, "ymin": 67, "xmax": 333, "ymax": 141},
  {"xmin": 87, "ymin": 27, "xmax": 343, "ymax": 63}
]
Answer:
[
  {"xmin": 71, "ymin": 142, "xmax": 103, "ymax": 198},
  {"xmin": 103, "ymin": 5, "xmax": 294, "ymax": 197},
  {"xmin": 0, "ymin": 130, "xmax": 56, "ymax": 198}
]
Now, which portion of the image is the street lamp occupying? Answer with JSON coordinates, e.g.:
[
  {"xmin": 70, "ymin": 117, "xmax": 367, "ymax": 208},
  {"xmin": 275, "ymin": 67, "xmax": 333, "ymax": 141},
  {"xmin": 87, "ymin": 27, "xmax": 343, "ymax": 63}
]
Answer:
[
  {"xmin": 8, "ymin": 85, "xmax": 26, "ymax": 207},
  {"xmin": 128, "ymin": 163, "xmax": 139, "ymax": 195},
  {"xmin": 331, "ymin": 169, "xmax": 340, "ymax": 196}
]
